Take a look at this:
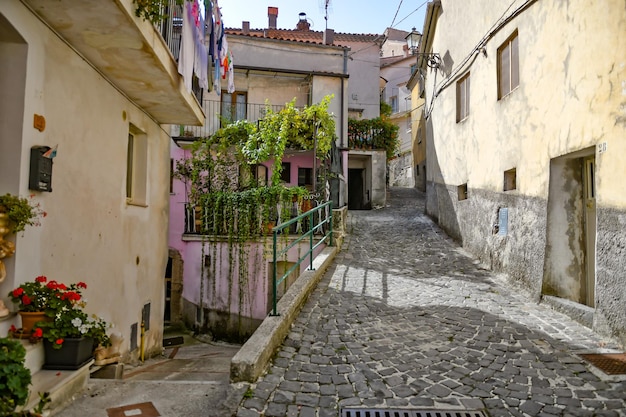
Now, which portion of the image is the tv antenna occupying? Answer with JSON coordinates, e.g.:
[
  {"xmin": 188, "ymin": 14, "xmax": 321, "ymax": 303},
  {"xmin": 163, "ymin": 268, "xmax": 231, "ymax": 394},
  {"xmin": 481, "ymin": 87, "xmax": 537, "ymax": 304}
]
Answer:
[{"xmin": 319, "ymin": 0, "xmax": 333, "ymax": 30}]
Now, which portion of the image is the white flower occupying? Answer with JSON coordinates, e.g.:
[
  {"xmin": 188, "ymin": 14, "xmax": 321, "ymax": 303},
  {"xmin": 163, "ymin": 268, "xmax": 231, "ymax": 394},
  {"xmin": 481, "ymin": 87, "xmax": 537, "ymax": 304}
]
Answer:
[{"xmin": 71, "ymin": 317, "xmax": 83, "ymax": 328}]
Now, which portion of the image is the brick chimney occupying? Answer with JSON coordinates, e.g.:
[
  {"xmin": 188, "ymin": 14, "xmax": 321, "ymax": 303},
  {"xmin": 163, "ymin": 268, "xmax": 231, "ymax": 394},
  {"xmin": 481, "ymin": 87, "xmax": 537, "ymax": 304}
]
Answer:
[
  {"xmin": 296, "ymin": 12, "xmax": 310, "ymax": 31},
  {"xmin": 268, "ymin": 7, "xmax": 278, "ymax": 29},
  {"xmin": 242, "ymin": 21, "xmax": 250, "ymax": 35},
  {"xmin": 324, "ymin": 28, "xmax": 335, "ymax": 45}
]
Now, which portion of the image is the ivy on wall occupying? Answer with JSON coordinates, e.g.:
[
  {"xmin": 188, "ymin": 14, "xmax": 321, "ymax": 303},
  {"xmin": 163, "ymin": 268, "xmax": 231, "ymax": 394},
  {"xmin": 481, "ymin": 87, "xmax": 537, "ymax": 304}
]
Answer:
[{"xmin": 174, "ymin": 96, "xmax": 336, "ymax": 340}]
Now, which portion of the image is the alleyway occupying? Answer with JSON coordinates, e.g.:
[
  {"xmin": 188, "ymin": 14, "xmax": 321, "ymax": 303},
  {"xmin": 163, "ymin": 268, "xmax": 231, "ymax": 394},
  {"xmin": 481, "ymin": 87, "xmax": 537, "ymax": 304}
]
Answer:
[{"xmin": 236, "ymin": 188, "xmax": 625, "ymax": 417}]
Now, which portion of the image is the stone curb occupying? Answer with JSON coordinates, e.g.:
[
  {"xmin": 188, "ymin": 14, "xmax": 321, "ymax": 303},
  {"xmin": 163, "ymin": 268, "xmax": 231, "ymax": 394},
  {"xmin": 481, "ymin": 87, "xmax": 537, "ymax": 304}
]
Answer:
[{"xmin": 230, "ymin": 243, "xmax": 340, "ymax": 383}]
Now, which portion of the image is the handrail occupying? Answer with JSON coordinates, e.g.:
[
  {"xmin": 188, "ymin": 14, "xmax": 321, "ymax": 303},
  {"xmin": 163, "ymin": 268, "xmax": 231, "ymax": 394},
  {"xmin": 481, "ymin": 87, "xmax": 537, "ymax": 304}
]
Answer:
[{"xmin": 271, "ymin": 201, "xmax": 333, "ymax": 316}]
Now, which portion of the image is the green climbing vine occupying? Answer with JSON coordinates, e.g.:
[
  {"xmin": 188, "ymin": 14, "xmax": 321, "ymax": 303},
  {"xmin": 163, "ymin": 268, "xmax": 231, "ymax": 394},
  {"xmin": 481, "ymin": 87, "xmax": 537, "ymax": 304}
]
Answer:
[{"xmin": 175, "ymin": 95, "xmax": 336, "ymax": 341}]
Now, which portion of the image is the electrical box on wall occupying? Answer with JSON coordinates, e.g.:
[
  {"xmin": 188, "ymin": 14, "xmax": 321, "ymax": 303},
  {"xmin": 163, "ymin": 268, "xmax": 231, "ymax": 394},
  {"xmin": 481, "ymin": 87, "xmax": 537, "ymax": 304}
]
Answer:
[{"xmin": 29, "ymin": 146, "xmax": 53, "ymax": 192}]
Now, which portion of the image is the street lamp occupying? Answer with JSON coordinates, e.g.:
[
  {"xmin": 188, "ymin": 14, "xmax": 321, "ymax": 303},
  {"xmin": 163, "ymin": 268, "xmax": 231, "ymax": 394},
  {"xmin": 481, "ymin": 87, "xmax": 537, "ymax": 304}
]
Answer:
[{"xmin": 405, "ymin": 27, "xmax": 421, "ymax": 56}]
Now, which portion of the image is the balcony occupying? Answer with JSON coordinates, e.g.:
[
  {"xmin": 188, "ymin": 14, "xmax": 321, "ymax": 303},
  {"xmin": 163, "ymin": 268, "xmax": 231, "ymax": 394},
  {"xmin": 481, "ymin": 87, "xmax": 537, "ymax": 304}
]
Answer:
[
  {"xmin": 175, "ymin": 101, "xmax": 291, "ymax": 139},
  {"xmin": 22, "ymin": 0, "xmax": 204, "ymax": 125}
]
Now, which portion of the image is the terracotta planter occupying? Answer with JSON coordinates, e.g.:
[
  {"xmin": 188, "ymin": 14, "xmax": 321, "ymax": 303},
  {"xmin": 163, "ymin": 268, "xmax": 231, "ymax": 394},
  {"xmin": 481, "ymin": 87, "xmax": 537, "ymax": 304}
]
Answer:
[
  {"xmin": 18, "ymin": 311, "xmax": 50, "ymax": 338},
  {"xmin": 43, "ymin": 337, "xmax": 94, "ymax": 370}
]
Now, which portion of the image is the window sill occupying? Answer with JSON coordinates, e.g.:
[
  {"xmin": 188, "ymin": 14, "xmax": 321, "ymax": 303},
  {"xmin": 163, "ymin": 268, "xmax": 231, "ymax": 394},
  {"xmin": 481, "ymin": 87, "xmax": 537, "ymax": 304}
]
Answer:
[{"xmin": 126, "ymin": 198, "xmax": 148, "ymax": 208}]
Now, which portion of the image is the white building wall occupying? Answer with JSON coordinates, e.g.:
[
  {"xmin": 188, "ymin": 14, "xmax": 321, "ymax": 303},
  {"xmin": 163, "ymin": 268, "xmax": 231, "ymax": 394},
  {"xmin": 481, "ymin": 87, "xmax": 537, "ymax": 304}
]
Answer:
[{"xmin": 0, "ymin": 1, "xmax": 172, "ymax": 358}]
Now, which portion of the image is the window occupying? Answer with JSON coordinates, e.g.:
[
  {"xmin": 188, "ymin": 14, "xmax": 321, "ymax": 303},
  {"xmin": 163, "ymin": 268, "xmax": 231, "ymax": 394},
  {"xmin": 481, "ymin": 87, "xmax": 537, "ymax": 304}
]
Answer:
[
  {"xmin": 281, "ymin": 162, "xmax": 291, "ymax": 183},
  {"xmin": 240, "ymin": 164, "xmax": 268, "ymax": 187},
  {"xmin": 220, "ymin": 91, "xmax": 247, "ymax": 124},
  {"xmin": 456, "ymin": 73, "xmax": 470, "ymax": 122},
  {"xmin": 503, "ymin": 168, "xmax": 517, "ymax": 191},
  {"xmin": 497, "ymin": 31, "xmax": 519, "ymax": 99},
  {"xmin": 298, "ymin": 167, "xmax": 313, "ymax": 188},
  {"xmin": 390, "ymin": 96, "xmax": 398, "ymax": 113},
  {"xmin": 457, "ymin": 183, "xmax": 468, "ymax": 201},
  {"xmin": 169, "ymin": 158, "xmax": 174, "ymax": 194},
  {"xmin": 126, "ymin": 125, "xmax": 148, "ymax": 206}
]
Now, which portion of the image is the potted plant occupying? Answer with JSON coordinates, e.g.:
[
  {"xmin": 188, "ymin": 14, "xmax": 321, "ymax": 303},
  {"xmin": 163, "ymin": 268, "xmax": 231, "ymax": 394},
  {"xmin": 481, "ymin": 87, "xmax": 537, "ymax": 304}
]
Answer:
[
  {"xmin": 8, "ymin": 276, "xmax": 112, "ymax": 365},
  {"xmin": 7, "ymin": 276, "xmax": 60, "ymax": 337},
  {"xmin": 0, "ymin": 194, "xmax": 45, "ymax": 235},
  {"xmin": 0, "ymin": 337, "xmax": 50, "ymax": 417}
]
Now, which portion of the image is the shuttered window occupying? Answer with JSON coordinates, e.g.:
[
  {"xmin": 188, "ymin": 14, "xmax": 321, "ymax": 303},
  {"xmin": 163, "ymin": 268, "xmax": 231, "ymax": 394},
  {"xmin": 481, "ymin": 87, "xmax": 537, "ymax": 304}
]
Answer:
[
  {"xmin": 498, "ymin": 31, "xmax": 519, "ymax": 99},
  {"xmin": 456, "ymin": 73, "xmax": 470, "ymax": 122}
]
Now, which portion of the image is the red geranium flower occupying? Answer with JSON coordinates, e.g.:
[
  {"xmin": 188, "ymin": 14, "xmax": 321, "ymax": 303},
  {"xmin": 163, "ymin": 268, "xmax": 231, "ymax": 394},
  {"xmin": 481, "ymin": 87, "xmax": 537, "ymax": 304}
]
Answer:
[
  {"xmin": 9, "ymin": 324, "xmax": 17, "ymax": 333},
  {"xmin": 21, "ymin": 295, "xmax": 31, "ymax": 305},
  {"xmin": 33, "ymin": 327, "xmax": 43, "ymax": 338},
  {"xmin": 12, "ymin": 288, "xmax": 24, "ymax": 297},
  {"xmin": 55, "ymin": 338, "xmax": 64, "ymax": 345},
  {"xmin": 35, "ymin": 275, "xmax": 47, "ymax": 283},
  {"xmin": 77, "ymin": 282, "xmax": 87, "ymax": 289}
]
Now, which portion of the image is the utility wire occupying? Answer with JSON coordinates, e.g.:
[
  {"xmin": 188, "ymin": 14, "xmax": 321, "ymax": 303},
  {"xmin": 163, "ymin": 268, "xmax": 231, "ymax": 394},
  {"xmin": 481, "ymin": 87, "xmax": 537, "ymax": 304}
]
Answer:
[
  {"xmin": 394, "ymin": 2, "xmax": 429, "ymax": 29},
  {"xmin": 389, "ymin": 0, "xmax": 405, "ymax": 29}
]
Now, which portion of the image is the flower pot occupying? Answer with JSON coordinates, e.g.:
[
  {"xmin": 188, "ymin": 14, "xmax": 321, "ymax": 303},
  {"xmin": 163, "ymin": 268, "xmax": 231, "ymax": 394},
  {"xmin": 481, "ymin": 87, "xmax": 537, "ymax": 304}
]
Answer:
[
  {"xmin": 42, "ymin": 337, "xmax": 94, "ymax": 370},
  {"xmin": 17, "ymin": 311, "xmax": 50, "ymax": 338}
]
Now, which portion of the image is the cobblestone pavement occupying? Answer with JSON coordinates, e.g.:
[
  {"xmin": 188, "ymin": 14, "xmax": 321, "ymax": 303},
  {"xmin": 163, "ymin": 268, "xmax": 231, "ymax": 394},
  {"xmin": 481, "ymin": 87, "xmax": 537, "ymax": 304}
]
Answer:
[{"xmin": 236, "ymin": 187, "xmax": 626, "ymax": 417}]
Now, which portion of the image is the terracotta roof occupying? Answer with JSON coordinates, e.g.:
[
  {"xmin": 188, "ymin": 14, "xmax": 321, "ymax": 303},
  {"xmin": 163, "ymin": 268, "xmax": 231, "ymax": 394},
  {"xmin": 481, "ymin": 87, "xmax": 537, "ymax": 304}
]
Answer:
[{"xmin": 225, "ymin": 28, "xmax": 381, "ymax": 47}]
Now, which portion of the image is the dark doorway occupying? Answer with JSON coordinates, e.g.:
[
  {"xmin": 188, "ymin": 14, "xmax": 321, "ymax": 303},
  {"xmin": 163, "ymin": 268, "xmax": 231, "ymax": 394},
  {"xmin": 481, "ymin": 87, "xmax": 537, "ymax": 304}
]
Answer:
[{"xmin": 348, "ymin": 168, "xmax": 365, "ymax": 210}]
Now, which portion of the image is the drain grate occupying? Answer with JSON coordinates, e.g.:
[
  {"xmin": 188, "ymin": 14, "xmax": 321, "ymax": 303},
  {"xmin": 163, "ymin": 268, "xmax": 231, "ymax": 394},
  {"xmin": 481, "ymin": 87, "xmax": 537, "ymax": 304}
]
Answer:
[
  {"xmin": 580, "ymin": 353, "xmax": 626, "ymax": 375},
  {"xmin": 341, "ymin": 409, "xmax": 487, "ymax": 417}
]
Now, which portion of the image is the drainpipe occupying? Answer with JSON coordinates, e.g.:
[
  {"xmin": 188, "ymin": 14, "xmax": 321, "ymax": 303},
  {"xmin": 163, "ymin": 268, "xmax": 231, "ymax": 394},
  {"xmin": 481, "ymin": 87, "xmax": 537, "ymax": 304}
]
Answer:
[{"xmin": 341, "ymin": 48, "xmax": 348, "ymax": 148}]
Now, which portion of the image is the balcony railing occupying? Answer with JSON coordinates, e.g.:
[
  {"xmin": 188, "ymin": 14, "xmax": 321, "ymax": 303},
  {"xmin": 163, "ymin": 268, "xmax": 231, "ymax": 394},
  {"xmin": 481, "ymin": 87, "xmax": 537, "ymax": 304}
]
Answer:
[
  {"xmin": 153, "ymin": 0, "xmax": 202, "ymax": 102},
  {"xmin": 176, "ymin": 101, "xmax": 289, "ymax": 139}
]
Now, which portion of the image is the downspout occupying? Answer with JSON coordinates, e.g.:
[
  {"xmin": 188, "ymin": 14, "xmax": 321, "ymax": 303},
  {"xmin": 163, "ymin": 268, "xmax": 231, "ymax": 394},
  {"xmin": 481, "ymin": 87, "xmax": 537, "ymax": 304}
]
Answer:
[{"xmin": 341, "ymin": 48, "xmax": 348, "ymax": 148}]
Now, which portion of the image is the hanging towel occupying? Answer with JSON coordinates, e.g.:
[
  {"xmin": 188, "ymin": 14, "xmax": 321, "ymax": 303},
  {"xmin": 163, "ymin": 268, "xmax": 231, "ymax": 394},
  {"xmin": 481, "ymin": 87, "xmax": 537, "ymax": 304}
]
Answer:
[{"xmin": 177, "ymin": 1, "xmax": 195, "ymax": 92}]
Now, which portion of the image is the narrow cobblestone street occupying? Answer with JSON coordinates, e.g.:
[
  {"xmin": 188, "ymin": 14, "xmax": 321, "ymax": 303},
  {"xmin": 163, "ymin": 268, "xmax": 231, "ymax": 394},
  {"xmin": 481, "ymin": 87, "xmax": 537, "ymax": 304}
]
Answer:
[{"xmin": 236, "ymin": 187, "xmax": 625, "ymax": 417}]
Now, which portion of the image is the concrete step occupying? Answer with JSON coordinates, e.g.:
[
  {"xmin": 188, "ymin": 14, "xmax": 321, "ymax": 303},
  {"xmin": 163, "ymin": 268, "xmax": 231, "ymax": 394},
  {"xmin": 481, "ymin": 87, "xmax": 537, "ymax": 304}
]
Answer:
[{"xmin": 17, "ymin": 340, "xmax": 92, "ymax": 415}]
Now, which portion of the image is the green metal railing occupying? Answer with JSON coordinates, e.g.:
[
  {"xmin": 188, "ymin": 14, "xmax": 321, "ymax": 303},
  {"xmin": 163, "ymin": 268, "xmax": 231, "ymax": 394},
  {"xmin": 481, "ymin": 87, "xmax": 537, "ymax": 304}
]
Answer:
[{"xmin": 271, "ymin": 201, "xmax": 333, "ymax": 316}]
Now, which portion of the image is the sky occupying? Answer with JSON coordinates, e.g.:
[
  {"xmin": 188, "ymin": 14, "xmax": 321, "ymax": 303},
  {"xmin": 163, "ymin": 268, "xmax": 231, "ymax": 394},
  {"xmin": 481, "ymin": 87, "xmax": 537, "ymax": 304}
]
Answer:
[{"xmin": 216, "ymin": 0, "xmax": 427, "ymax": 36}]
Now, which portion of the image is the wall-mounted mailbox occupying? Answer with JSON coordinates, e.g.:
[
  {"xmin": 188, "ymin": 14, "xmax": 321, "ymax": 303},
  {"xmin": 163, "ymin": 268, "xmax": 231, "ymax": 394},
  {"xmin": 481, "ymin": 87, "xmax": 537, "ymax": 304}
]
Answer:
[{"xmin": 29, "ymin": 146, "xmax": 53, "ymax": 192}]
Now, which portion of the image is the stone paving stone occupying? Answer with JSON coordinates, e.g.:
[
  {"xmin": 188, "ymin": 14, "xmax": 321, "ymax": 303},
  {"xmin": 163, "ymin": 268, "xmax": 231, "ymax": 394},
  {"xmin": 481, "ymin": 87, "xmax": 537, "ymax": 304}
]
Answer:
[{"xmin": 235, "ymin": 188, "xmax": 626, "ymax": 417}]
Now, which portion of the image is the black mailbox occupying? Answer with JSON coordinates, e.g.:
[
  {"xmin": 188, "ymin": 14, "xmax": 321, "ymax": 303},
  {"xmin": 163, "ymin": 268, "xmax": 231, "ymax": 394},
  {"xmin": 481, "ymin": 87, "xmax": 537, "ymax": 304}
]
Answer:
[{"xmin": 29, "ymin": 146, "xmax": 53, "ymax": 192}]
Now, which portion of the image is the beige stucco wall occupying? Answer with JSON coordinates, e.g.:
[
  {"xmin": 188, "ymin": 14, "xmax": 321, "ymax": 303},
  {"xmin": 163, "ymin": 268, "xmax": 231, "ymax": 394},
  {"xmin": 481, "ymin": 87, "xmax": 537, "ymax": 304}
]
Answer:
[
  {"xmin": 0, "ymin": 1, "xmax": 171, "ymax": 358},
  {"xmin": 423, "ymin": 0, "xmax": 626, "ymax": 344},
  {"xmin": 427, "ymin": 0, "xmax": 625, "ymax": 200}
]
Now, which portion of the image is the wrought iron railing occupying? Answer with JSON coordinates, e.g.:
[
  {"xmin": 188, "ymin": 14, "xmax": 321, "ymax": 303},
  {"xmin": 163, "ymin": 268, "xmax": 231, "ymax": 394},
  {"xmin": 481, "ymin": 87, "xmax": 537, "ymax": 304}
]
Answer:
[{"xmin": 176, "ymin": 101, "xmax": 288, "ymax": 138}]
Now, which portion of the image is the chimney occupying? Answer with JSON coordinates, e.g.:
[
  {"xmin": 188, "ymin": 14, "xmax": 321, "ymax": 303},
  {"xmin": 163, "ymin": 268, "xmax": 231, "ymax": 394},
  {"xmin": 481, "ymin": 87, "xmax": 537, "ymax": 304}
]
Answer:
[
  {"xmin": 324, "ymin": 28, "xmax": 335, "ymax": 45},
  {"xmin": 296, "ymin": 12, "xmax": 310, "ymax": 31},
  {"xmin": 242, "ymin": 21, "xmax": 250, "ymax": 35},
  {"xmin": 268, "ymin": 7, "xmax": 278, "ymax": 29}
]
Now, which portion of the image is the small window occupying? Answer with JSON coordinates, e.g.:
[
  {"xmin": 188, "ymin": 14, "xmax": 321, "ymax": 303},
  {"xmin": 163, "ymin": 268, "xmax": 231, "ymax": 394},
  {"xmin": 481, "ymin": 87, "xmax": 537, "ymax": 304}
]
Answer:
[
  {"xmin": 169, "ymin": 158, "xmax": 174, "ymax": 194},
  {"xmin": 456, "ymin": 73, "xmax": 470, "ymax": 122},
  {"xmin": 390, "ymin": 96, "xmax": 399, "ymax": 113},
  {"xmin": 126, "ymin": 125, "xmax": 148, "ymax": 206},
  {"xmin": 281, "ymin": 162, "xmax": 291, "ymax": 183},
  {"xmin": 497, "ymin": 31, "xmax": 519, "ymax": 99},
  {"xmin": 220, "ymin": 91, "xmax": 247, "ymax": 125},
  {"xmin": 298, "ymin": 167, "xmax": 313, "ymax": 188},
  {"xmin": 457, "ymin": 183, "xmax": 468, "ymax": 201},
  {"xmin": 504, "ymin": 168, "xmax": 517, "ymax": 191},
  {"xmin": 251, "ymin": 164, "xmax": 268, "ymax": 187}
]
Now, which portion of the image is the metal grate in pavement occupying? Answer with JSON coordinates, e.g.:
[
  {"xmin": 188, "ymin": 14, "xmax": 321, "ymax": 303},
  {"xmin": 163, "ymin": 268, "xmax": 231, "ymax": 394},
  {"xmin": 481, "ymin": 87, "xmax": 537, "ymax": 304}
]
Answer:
[
  {"xmin": 580, "ymin": 353, "xmax": 626, "ymax": 375},
  {"xmin": 341, "ymin": 409, "xmax": 487, "ymax": 417}
]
